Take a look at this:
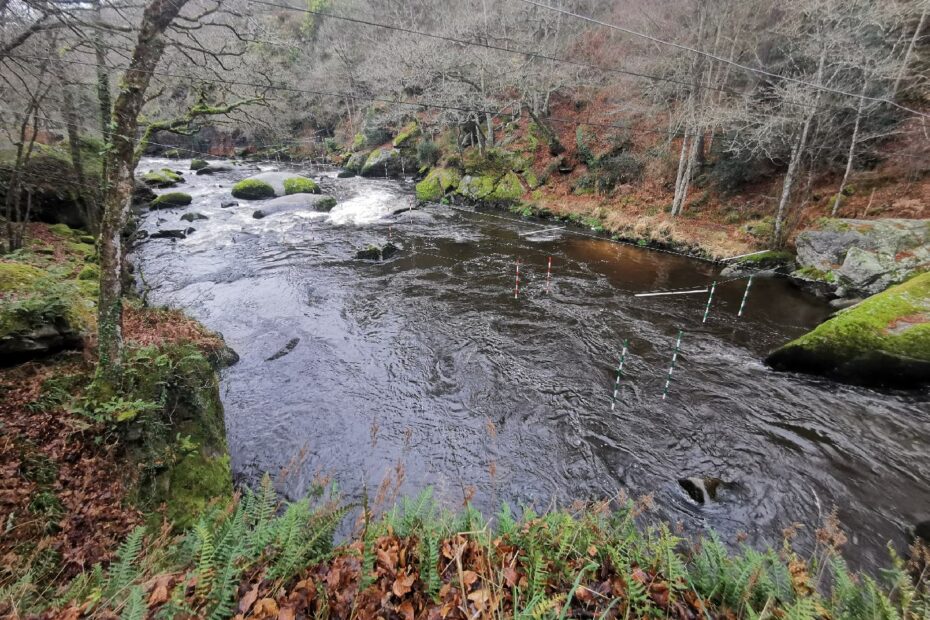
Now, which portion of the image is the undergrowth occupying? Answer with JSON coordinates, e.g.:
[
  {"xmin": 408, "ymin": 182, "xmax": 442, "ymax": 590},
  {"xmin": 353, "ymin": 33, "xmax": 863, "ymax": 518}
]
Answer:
[{"xmin": 16, "ymin": 486, "xmax": 930, "ymax": 619}]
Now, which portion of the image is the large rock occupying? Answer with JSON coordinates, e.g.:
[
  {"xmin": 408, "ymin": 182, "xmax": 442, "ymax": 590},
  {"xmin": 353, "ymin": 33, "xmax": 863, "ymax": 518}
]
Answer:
[
  {"xmin": 766, "ymin": 272, "xmax": 930, "ymax": 387},
  {"xmin": 251, "ymin": 194, "xmax": 336, "ymax": 219},
  {"xmin": 415, "ymin": 168, "xmax": 461, "ymax": 202},
  {"xmin": 360, "ymin": 148, "xmax": 402, "ymax": 177},
  {"xmin": 794, "ymin": 218, "xmax": 930, "ymax": 296},
  {"xmin": 344, "ymin": 151, "xmax": 370, "ymax": 174},
  {"xmin": 231, "ymin": 172, "xmax": 318, "ymax": 199},
  {"xmin": 0, "ymin": 263, "xmax": 88, "ymax": 365}
]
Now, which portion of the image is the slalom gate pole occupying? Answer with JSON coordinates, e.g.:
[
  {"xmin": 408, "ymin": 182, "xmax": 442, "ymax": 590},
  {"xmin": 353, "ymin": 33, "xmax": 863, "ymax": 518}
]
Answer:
[
  {"xmin": 546, "ymin": 256, "xmax": 552, "ymax": 294},
  {"xmin": 702, "ymin": 281, "xmax": 717, "ymax": 323},
  {"xmin": 738, "ymin": 275, "xmax": 754, "ymax": 317},
  {"xmin": 611, "ymin": 339, "xmax": 629, "ymax": 412},
  {"xmin": 661, "ymin": 330, "xmax": 684, "ymax": 401},
  {"xmin": 514, "ymin": 260, "xmax": 521, "ymax": 299}
]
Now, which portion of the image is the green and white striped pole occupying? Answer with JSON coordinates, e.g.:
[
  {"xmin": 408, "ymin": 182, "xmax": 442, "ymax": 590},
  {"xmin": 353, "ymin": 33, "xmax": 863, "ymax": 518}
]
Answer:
[
  {"xmin": 702, "ymin": 281, "xmax": 717, "ymax": 323},
  {"xmin": 610, "ymin": 339, "xmax": 629, "ymax": 411},
  {"xmin": 661, "ymin": 330, "xmax": 683, "ymax": 401},
  {"xmin": 737, "ymin": 275, "xmax": 754, "ymax": 317}
]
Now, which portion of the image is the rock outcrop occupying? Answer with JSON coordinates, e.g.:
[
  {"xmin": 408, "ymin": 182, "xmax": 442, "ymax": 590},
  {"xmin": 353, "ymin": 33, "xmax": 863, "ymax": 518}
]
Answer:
[
  {"xmin": 766, "ymin": 272, "xmax": 930, "ymax": 387},
  {"xmin": 793, "ymin": 218, "xmax": 930, "ymax": 297}
]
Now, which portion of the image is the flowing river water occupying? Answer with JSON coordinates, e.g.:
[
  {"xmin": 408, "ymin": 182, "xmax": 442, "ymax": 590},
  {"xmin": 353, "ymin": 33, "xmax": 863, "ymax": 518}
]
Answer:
[{"xmin": 135, "ymin": 157, "xmax": 930, "ymax": 569}]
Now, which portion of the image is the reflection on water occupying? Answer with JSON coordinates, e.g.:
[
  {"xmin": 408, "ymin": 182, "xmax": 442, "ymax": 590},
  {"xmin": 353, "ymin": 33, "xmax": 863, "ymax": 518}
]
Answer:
[{"xmin": 135, "ymin": 158, "xmax": 930, "ymax": 570}]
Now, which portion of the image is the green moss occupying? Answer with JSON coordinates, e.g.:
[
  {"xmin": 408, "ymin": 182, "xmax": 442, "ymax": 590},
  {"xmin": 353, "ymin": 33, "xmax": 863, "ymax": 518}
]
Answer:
[
  {"xmin": 489, "ymin": 171, "xmax": 523, "ymax": 203},
  {"xmin": 415, "ymin": 168, "xmax": 461, "ymax": 201},
  {"xmin": 283, "ymin": 176, "xmax": 321, "ymax": 195},
  {"xmin": 48, "ymin": 223, "xmax": 76, "ymax": 238},
  {"xmin": 352, "ymin": 133, "xmax": 366, "ymax": 151},
  {"xmin": 778, "ymin": 272, "xmax": 930, "ymax": 361},
  {"xmin": 393, "ymin": 121, "xmax": 419, "ymax": 148},
  {"xmin": 456, "ymin": 175, "xmax": 497, "ymax": 200},
  {"xmin": 0, "ymin": 262, "xmax": 47, "ymax": 292},
  {"xmin": 795, "ymin": 266, "xmax": 836, "ymax": 283},
  {"xmin": 142, "ymin": 168, "xmax": 183, "ymax": 187},
  {"xmin": 76, "ymin": 265, "xmax": 99, "ymax": 281},
  {"xmin": 317, "ymin": 196, "xmax": 337, "ymax": 211},
  {"xmin": 190, "ymin": 159, "xmax": 208, "ymax": 171},
  {"xmin": 463, "ymin": 148, "xmax": 514, "ymax": 176},
  {"xmin": 164, "ymin": 149, "xmax": 182, "ymax": 159},
  {"xmin": 0, "ymin": 263, "xmax": 93, "ymax": 339},
  {"xmin": 524, "ymin": 169, "xmax": 540, "ymax": 189},
  {"xmin": 231, "ymin": 179, "xmax": 275, "ymax": 200},
  {"xmin": 150, "ymin": 192, "xmax": 193, "ymax": 209},
  {"xmin": 735, "ymin": 250, "xmax": 794, "ymax": 266}
]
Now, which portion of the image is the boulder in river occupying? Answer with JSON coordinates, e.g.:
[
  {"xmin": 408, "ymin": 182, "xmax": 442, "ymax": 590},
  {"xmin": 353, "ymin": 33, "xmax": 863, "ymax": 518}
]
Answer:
[
  {"xmin": 344, "ymin": 150, "xmax": 371, "ymax": 174},
  {"xmin": 150, "ymin": 229, "xmax": 188, "ymax": 240},
  {"xmin": 142, "ymin": 168, "xmax": 184, "ymax": 188},
  {"xmin": 251, "ymin": 194, "xmax": 337, "ymax": 219},
  {"xmin": 231, "ymin": 172, "xmax": 320, "ymax": 199},
  {"xmin": 415, "ymin": 167, "xmax": 461, "ymax": 202},
  {"xmin": 150, "ymin": 192, "xmax": 193, "ymax": 209},
  {"xmin": 678, "ymin": 477, "xmax": 724, "ymax": 504},
  {"xmin": 196, "ymin": 164, "xmax": 233, "ymax": 175},
  {"xmin": 220, "ymin": 200, "xmax": 238, "ymax": 209},
  {"xmin": 355, "ymin": 242, "xmax": 399, "ymax": 261},
  {"xmin": 793, "ymin": 218, "xmax": 930, "ymax": 297},
  {"xmin": 180, "ymin": 212, "xmax": 208, "ymax": 222},
  {"xmin": 266, "ymin": 337, "xmax": 300, "ymax": 361},
  {"xmin": 190, "ymin": 159, "xmax": 209, "ymax": 171},
  {"xmin": 360, "ymin": 148, "xmax": 409, "ymax": 177},
  {"xmin": 766, "ymin": 272, "xmax": 930, "ymax": 387}
]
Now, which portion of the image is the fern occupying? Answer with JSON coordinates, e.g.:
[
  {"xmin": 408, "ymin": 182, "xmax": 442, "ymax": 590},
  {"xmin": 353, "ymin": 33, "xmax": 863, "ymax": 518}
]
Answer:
[
  {"xmin": 105, "ymin": 526, "xmax": 145, "ymax": 598},
  {"xmin": 120, "ymin": 585, "xmax": 147, "ymax": 620},
  {"xmin": 194, "ymin": 521, "xmax": 216, "ymax": 598},
  {"xmin": 419, "ymin": 526, "xmax": 442, "ymax": 599}
]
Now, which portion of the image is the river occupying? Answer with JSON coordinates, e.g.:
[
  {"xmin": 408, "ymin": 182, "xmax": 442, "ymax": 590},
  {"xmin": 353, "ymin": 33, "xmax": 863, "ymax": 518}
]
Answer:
[{"xmin": 134, "ymin": 157, "xmax": 930, "ymax": 569}]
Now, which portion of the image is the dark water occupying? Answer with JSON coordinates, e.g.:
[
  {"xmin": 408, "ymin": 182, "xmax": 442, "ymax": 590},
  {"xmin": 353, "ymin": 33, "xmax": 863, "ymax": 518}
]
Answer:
[{"xmin": 135, "ymin": 157, "xmax": 930, "ymax": 569}]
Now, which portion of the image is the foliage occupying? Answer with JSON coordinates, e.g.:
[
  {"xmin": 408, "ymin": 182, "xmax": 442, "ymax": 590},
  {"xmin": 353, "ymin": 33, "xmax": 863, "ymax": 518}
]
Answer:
[
  {"xmin": 416, "ymin": 140, "xmax": 442, "ymax": 168},
  {"xmin": 231, "ymin": 179, "xmax": 275, "ymax": 200},
  {"xmin": 282, "ymin": 176, "xmax": 320, "ymax": 195},
  {"xmin": 34, "ymin": 490, "xmax": 930, "ymax": 619}
]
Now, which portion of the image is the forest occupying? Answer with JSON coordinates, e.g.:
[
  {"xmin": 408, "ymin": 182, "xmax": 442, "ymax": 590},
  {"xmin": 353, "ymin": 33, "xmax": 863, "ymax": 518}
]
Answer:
[{"xmin": 1, "ymin": 0, "xmax": 929, "ymax": 618}]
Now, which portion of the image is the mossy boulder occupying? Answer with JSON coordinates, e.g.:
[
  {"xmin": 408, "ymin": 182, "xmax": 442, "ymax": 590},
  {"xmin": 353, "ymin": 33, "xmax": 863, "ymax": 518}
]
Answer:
[
  {"xmin": 164, "ymin": 148, "xmax": 182, "ymax": 159},
  {"xmin": 251, "ymin": 194, "xmax": 337, "ymax": 219},
  {"xmin": 180, "ymin": 212, "xmax": 208, "ymax": 222},
  {"xmin": 231, "ymin": 178, "xmax": 275, "ymax": 200},
  {"xmin": 190, "ymin": 159, "xmax": 209, "ymax": 171},
  {"xmin": 415, "ymin": 168, "xmax": 461, "ymax": 202},
  {"xmin": 766, "ymin": 272, "xmax": 930, "ymax": 387},
  {"xmin": 142, "ymin": 168, "xmax": 184, "ymax": 188},
  {"xmin": 232, "ymin": 172, "xmax": 316, "ymax": 199},
  {"xmin": 456, "ymin": 175, "xmax": 497, "ymax": 201},
  {"xmin": 0, "ymin": 262, "xmax": 90, "ymax": 365},
  {"xmin": 361, "ymin": 148, "xmax": 406, "ymax": 177},
  {"xmin": 151, "ymin": 192, "xmax": 193, "ymax": 209},
  {"xmin": 283, "ymin": 176, "xmax": 321, "ymax": 195},
  {"xmin": 489, "ymin": 171, "xmax": 524, "ymax": 203},
  {"xmin": 345, "ymin": 150, "xmax": 371, "ymax": 173},
  {"xmin": 393, "ymin": 121, "xmax": 420, "ymax": 148}
]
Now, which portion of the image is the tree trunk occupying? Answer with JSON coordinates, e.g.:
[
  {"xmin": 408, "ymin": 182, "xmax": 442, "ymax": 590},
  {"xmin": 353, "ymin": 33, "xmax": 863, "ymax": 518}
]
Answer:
[
  {"xmin": 893, "ymin": 5, "xmax": 928, "ymax": 97},
  {"xmin": 671, "ymin": 133, "xmax": 689, "ymax": 216},
  {"xmin": 832, "ymin": 79, "xmax": 867, "ymax": 217},
  {"xmin": 96, "ymin": 0, "xmax": 190, "ymax": 387},
  {"xmin": 61, "ymin": 82, "xmax": 96, "ymax": 232},
  {"xmin": 773, "ymin": 46, "xmax": 826, "ymax": 245}
]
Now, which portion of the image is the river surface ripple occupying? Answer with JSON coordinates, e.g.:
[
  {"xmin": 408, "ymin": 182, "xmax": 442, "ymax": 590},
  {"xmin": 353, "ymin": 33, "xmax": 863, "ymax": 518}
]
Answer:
[{"xmin": 135, "ymin": 157, "xmax": 930, "ymax": 569}]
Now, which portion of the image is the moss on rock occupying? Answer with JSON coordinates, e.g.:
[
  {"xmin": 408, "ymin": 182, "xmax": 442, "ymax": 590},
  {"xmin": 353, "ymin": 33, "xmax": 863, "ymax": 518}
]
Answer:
[
  {"xmin": 283, "ymin": 176, "xmax": 321, "ymax": 195},
  {"xmin": 490, "ymin": 171, "xmax": 524, "ymax": 203},
  {"xmin": 151, "ymin": 192, "xmax": 193, "ymax": 209},
  {"xmin": 190, "ymin": 159, "xmax": 208, "ymax": 171},
  {"xmin": 393, "ymin": 121, "xmax": 420, "ymax": 148},
  {"xmin": 415, "ymin": 168, "xmax": 461, "ymax": 202},
  {"xmin": 231, "ymin": 179, "xmax": 276, "ymax": 200},
  {"xmin": 766, "ymin": 272, "xmax": 930, "ymax": 386},
  {"xmin": 142, "ymin": 168, "xmax": 184, "ymax": 188},
  {"xmin": 456, "ymin": 175, "xmax": 497, "ymax": 201}
]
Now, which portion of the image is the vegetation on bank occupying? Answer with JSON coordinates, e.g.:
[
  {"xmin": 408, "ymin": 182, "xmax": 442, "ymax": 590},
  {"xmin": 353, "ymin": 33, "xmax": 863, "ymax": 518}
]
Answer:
[
  {"xmin": 14, "ymin": 484, "xmax": 930, "ymax": 619},
  {"xmin": 0, "ymin": 223, "xmax": 233, "ymax": 612}
]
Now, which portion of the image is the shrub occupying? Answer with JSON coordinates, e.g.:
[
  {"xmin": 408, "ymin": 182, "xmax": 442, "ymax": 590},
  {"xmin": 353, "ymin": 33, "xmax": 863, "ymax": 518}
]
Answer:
[
  {"xmin": 417, "ymin": 140, "xmax": 441, "ymax": 168},
  {"xmin": 283, "ymin": 177, "xmax": 320, "ymax": 195},
  {"xmin": 231, "ymin": 179, "xmax": 275, "ymax": 200},
  {"xmin": 151, "ymin": 192, "xmax": 193, "ymax": 209}
]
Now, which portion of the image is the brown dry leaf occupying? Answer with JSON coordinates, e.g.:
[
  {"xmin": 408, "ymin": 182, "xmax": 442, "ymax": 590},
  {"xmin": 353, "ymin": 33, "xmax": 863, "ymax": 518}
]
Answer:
[
  {"xmin": 631, "ymin": 567, "xmax": 648, "ymax": 584},
  {"xmin": 147, "ymin": 574, "xmax": 173, "ymax": 606},
  {"xmin": 253, "ymin": 597, "xmax": 280, "ymax": 619},
  {"xmin": 277, "ymin": 605, "xmax": 297, "ymax": 620},
  {"xmin": 239, "ymin": 582, "xmax": 260, "ymax": 613},
  {"xmin": 575, "ymin": 585, "xmax": 594, "ymax": 604},
  {"xmin": 393, "ymin": 571, "xmax": 417, "ymax": 597},
  {"xmin": 378, "ymin": 548, "xmax": 396, "ymax": 573},
  {"xmin": 462, "ymin": 570, "xmax": 479, "ymax": 587},
  {"xmin": 467, "ymin": 588, "xmax": 490, "ymax": 611},
  {"xmin": 398, "ymin": 600, "xmax": 415, "ymax": 620},
  {"xmin": 503, "ymin": 566, "xmax": 520, "ymax": 588},
  {"xmin": 587, "ymin": 545, "xmax": 598, "ymax": 557}
]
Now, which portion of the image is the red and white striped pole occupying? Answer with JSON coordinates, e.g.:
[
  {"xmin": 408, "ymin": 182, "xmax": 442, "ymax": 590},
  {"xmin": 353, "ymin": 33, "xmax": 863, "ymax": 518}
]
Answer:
[
  {"xmin": 514, "ymin": 260, "xmax": 521, "ymax": 299},
  {"xmin": 545, "ymin": 256, "xmax": 552, "ymax": 294}
]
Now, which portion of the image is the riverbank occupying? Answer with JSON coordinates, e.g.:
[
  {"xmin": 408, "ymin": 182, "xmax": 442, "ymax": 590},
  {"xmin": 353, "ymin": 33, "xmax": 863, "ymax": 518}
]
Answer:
[{"xmin": 0, "ymin": 222, "xmax": 234, "ymax": 600}]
